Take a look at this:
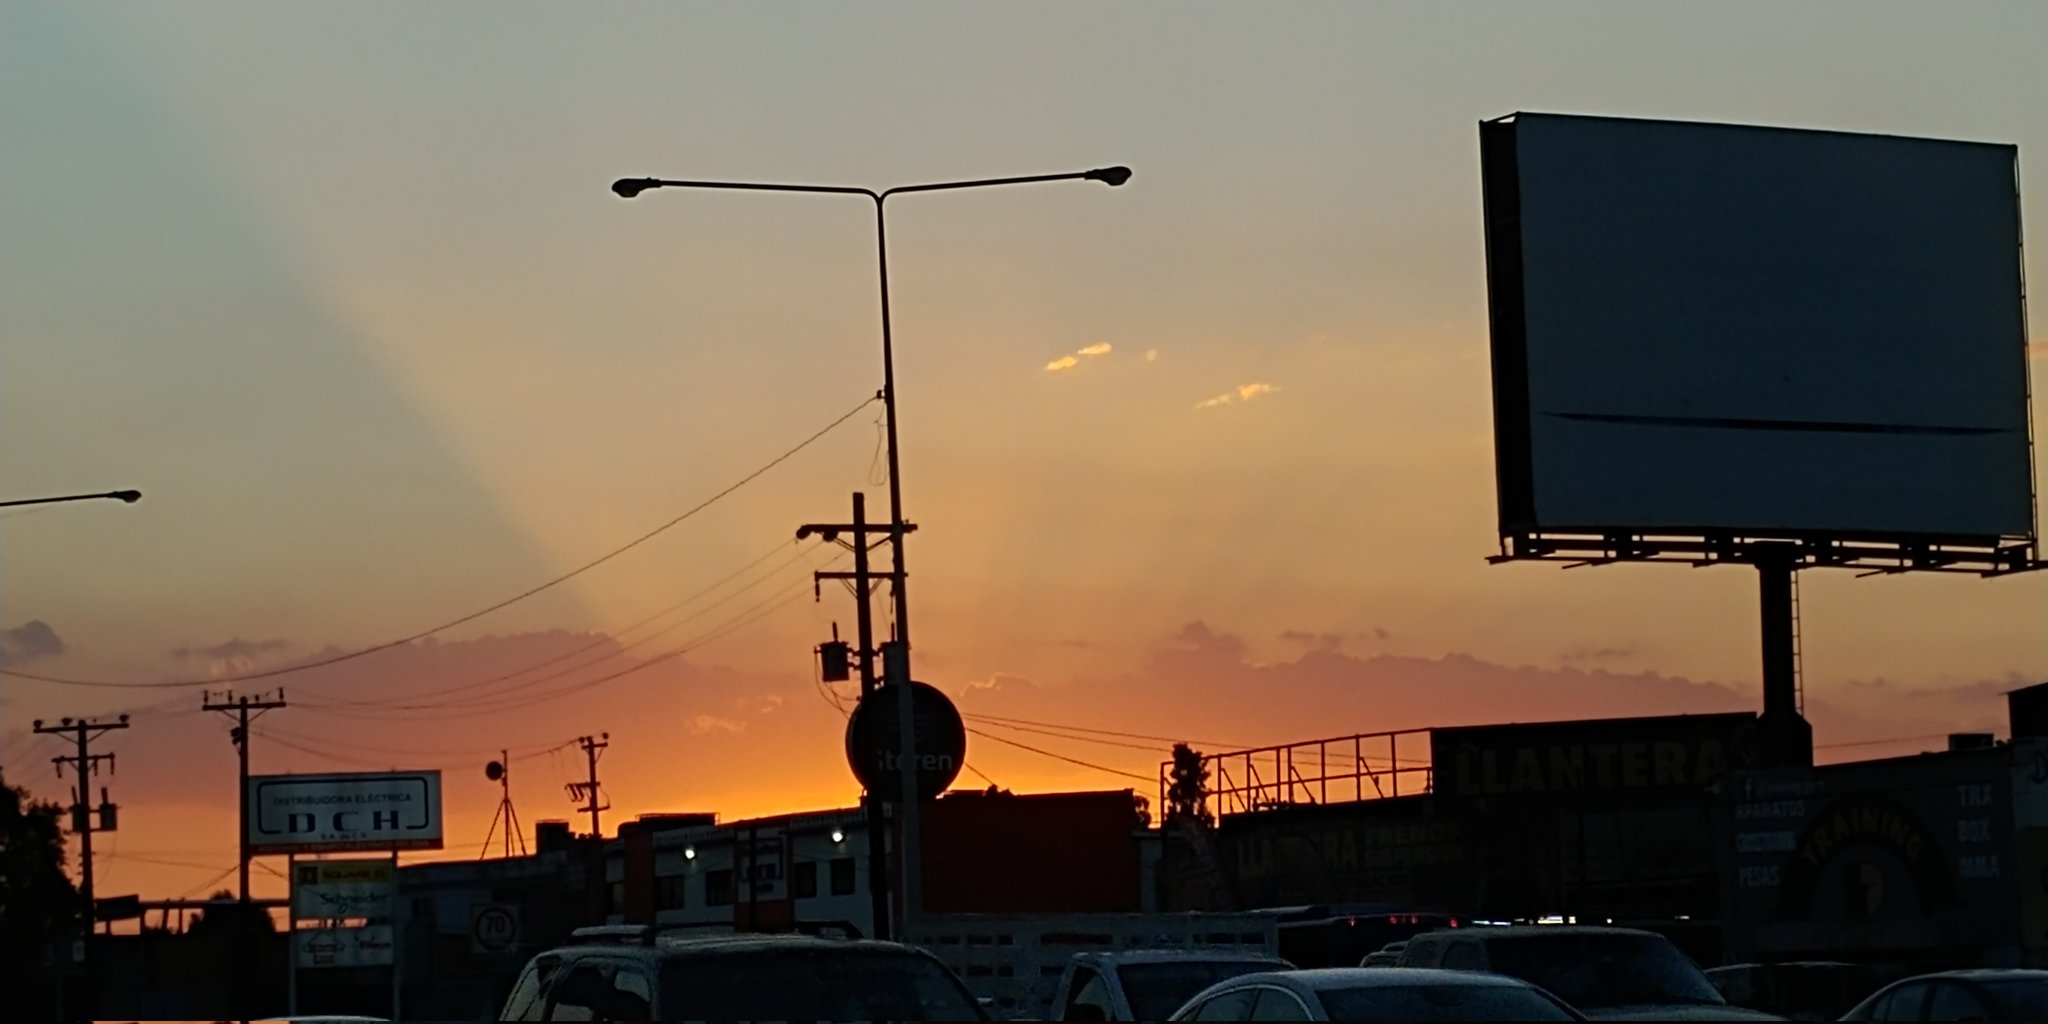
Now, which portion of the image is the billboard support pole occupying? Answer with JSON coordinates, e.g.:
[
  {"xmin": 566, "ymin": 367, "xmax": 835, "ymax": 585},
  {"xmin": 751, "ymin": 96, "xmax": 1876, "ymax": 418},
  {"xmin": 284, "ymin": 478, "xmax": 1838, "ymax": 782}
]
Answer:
[
  {"xmin": 1755, "ymin": 547, "xmax": 1814, "ymax": 770},
  {"xmin": 286, "ymin": 852, "xmax": 298, "ymax": 1017},
  {"xmin": 390, "ymin": 849, "xmax": 402, "ymax": 1023}
]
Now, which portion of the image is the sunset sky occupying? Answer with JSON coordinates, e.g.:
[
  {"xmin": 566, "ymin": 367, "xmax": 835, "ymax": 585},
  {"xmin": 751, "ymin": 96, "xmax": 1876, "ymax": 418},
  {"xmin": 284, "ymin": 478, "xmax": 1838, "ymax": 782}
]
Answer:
[{"xmin": 3, "ymin": 1, "xmax": 2044, "ymax": 908}]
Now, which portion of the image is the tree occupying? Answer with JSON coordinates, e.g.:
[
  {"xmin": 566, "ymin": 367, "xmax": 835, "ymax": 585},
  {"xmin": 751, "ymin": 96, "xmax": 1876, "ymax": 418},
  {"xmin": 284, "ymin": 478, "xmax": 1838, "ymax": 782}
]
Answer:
[
  {"xmin": 0, "ymin": 768, "xmax": 79, "ymax": 995},
  {"xmin": 1164, "ymin": 743, "xmax": 1213, "ymax": 828},
  {"xmin": 1132, "ymin": 793, "xmax": 1153, "ymax": 829},
  {"xmin": 188, "ymin": 889, "xmax": 276, "ymax": 937}
]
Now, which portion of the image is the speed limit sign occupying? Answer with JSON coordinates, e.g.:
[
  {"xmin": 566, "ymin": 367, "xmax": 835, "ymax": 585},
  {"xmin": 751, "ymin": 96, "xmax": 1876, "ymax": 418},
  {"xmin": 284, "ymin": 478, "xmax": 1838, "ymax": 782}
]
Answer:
[{"xmin": 472, "ymin": 903, "xmax": 520, "ymax": 953}]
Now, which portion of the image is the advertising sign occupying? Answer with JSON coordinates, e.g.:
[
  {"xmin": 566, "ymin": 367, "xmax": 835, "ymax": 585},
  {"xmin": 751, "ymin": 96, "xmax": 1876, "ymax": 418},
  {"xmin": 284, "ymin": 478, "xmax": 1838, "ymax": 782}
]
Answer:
[
  {"xmin": 291, "ymin": 858, "xmax": 396, "ymax": 921},
  {"xmin": 1724, "ymin": 748, "xmax": 2016, "ymax": 959},
  {"xmin": 249, "ymin": 771, "xmax": 443, "ymax": 854},
  {"xmin": 1480, "ymin": 112, "xmax": 2033, "ymax": 543},
  {"xmin": 296, "ymin": 924, "xmax": 395, "ymax": 969},
  {"xmin": 1430, "ymin": 712, "xmax": 1755, "ymax": 800},
  {"xmin": 844, "ymin": 682, "xmax": 966, "ymax": 801},
  {"xmin": 1222, "ymin": 796, "xmax": 1469, "ymax": 907}
]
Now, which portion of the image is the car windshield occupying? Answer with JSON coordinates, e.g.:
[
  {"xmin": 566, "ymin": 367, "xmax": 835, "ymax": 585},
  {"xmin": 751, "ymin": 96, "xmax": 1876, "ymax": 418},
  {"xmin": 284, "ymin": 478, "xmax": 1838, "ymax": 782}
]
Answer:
[
  {"xmin": 1483, "ymin": 933, "xmax": 1724, "ymax": 1009},
  {"xmin": 1317, "ymin": 983, "xmax": 1582, "ymax": 1021},
  {"xmin": 659, "ymin": 947, "xmax": 987, "ymax": 1022},
  {"xmin": 1122, "ymin": 961, "xmax": 1286, "ymax": 1020},
  {"xmin": 1985, "ymin": 978, "xmax": 2048, "ymax": 1018}
]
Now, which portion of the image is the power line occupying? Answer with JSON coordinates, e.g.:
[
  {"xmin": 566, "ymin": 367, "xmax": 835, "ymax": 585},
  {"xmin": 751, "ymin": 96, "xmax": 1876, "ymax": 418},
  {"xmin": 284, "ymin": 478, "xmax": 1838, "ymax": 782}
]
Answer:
[
  {"xmin": 964, "ymin": 726, "xmax": 1153, "ymax": 782},
  {"xmin": 964, "ymin": 717, "xmax": 1169, "ymax": 753},
  {"xmin": 3, "ymin": 395, "xmax": 880, "ymax": 691},
  {"xmin": 312, "ymin": 541, "xmax": 824, "ymax": 709},
  {"xmin": 963, "ymin": 712, "xmax": 1250, "ymax": 750},
  {"xmin": 297, "ymin": 575, "xmax": 820, "ymax": 721}
]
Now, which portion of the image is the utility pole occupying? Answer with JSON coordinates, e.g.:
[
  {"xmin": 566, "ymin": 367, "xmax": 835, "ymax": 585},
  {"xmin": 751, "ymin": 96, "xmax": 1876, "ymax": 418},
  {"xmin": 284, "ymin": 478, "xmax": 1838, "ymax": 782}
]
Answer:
[
  {"xmin": 34, "ymin": 715, "xmax": 130, "ymax": 939},
  {"xmin": 203, "ymin": 689, "xmax": 287, "ymax": 906},
  {"xmin": 566, "ymin": 735, "xmax": 609, "ymax": 839},
  {"xmin": 800, "ymin": 492, "xmax": 916, "ymax": 940}
]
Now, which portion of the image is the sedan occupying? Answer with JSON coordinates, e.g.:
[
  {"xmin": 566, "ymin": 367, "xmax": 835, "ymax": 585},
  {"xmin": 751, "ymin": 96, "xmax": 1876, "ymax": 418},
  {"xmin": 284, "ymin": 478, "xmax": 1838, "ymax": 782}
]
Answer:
[
  {"xmin": 1838, "ymin": 969, "xmax": 2048, "ymax": 1021},
  {"xmin": 1167, "ymin": 967, "xmax": 1587, "ymax": 1021}
]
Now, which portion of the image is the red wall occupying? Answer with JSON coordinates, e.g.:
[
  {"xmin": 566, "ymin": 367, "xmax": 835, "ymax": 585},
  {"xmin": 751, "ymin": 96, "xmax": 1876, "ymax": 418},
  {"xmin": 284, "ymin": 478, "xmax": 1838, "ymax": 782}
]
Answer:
[{"xmin": 920, "ymin": 790, "xmax": 1142, "ymax": 913}]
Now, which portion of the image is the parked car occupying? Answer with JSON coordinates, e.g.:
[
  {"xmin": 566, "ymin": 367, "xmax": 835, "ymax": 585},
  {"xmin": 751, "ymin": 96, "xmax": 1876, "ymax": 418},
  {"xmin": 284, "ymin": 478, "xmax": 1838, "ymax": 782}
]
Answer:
[
  {"xmin": 1397, "ymin": 925, "xmax": 1783, "ymax": 1020},
  {"xmin": 1165, "ymin": 966, "xmax": 1587, "ymax": 1021},
  {"xmin": 1359, "ymin": 941, "xmax": 1409, "ymax": 967},
  {"xmin": 1707, "ymin": 961, "xmax": 1890, "ymax": 1020},
  {"xmin": 496, "ymin": 925, "xmax": 988, "ymax": 1021},
  {"xmin": 1051, "ymin": 949, "xmax": 1296, "ymax": 1021},
  {"xmin": 1837, "ymin": 969, "xmax": 2048, "ymax": 1021}
]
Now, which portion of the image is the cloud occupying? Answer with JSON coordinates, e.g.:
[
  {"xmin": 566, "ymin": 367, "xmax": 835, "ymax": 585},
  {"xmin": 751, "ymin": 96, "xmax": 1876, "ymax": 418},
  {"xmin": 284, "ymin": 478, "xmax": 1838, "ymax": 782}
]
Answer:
[
  {"xmin": 1044, "ymin": 341, "xmax": 1115, "ymax": 372},
  {"xmin": 171, "ymin": 637, "xmax": 289, "ymax": 661},
  {"xmin": 1561, "ymin": 644, "xmax": 1638, "ymax": 664},
  {"xmin": 2030, "ymin": 339, "xmax": 2048, "ymax": 360},
  {"xmin": 0, "ymin": 620, "xmax": 64, "ymax": 665},
  {"xmin": 1277, "ymin": 629, "xmax": 1387, "ymax": 652},
  {"xmin": 1196, "ymin": 381, "xmax": 1279, "ymax": 409},
  {"xmin": 686, "ymin": 714, "xmax": 744, "ymax": 736},
  {"xmin": 965, "ymin": 672, "xmax": 1037, "ymax": 695},
  {"xmin": 1145, "ymin": 349, "xmax": 1159, "ymax": 362}
]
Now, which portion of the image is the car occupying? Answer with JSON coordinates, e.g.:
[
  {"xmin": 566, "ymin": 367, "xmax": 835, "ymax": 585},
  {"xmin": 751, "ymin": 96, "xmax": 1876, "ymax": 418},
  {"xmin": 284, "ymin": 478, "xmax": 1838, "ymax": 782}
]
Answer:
[
  {"xmin": 1396, "ymin": 925, "xmax": 1783, "ymax": 1020},
  {"xmin": 1836, "ymin": 968, "xmax": 2048, "ymax": 1021},
  {"xmin": 1050, "ymin": 949, "xmax": 1296, "ymax": 1021},
  {"xmin": 1165, "ymin": 966, "xmax": 1588, "ymax": 1021},
  {"xmin": 1707, "ymin": 961, "xmax": 1891, "ymax": 1020},
  {"xmin": 496, "ymin": 925, "xmax": 989, "ymax": 1021},
  {"xmin": 1359, "ymin": 941, "xmax": 1409, "ymax": 967}
]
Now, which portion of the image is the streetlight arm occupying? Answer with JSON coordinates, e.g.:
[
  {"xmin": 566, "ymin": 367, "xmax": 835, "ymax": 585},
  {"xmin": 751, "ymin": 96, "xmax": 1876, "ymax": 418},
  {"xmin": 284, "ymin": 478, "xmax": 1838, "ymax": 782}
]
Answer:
[
  {"xmin": 0, "ymin": 489, "xmax": 141, "ymax": 509},
  {"xmin": 882, "ymin": 166, "xmax": 1131, "ymax": 199},
  {"xmin": 613, "ymin": 177, "xmax": 877, "ymax": 200}
]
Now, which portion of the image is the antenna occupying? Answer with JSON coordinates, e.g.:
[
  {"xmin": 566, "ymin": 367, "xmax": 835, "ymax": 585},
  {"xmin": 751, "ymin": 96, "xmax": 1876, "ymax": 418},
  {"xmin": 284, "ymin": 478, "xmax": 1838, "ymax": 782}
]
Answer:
[{"xmin": 479, "ymin": 751, "xmax": 527, "ymax": 859}]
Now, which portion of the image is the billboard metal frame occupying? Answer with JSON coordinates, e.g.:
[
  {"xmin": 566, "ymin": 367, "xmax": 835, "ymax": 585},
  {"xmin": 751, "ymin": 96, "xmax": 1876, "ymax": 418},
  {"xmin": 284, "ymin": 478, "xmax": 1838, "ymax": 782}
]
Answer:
[{"xmin": 1491, "ymin": 530, "xmax": 2041, "ymax": 578}]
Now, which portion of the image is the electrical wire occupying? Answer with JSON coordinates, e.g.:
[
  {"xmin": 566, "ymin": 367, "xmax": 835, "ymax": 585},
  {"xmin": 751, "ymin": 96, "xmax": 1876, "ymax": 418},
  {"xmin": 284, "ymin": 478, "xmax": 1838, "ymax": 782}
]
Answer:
[
  {"xmin": 964, "ymin": 726, "xmax": 1153, "ymax": 782},
  {"xmin": 964, "ymin": 717, "xmax": 1168, "ymax": 753},
  {"xmin": 315, "ymin": 540, "xmax": 819, "ymax": 708},
  {"xmin": 312, "ymin": 541, "xmax": 822, "ymax": 709},
  {"xmin": 297, "ymin": 574, "xmax": 820, "ymax": 722},
  {"xmin": 3, "ymin": 394, "xmax": 880, "ymax": 691},
  {"xmin": 962, "ymin": 712, "xmax": 1251, "ymax": 751}
]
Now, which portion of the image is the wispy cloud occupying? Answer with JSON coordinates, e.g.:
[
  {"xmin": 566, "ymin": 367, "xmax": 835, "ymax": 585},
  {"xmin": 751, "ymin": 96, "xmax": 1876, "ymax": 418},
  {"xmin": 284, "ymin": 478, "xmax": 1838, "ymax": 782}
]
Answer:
[
  {"xmin": 1145, "ymin": 349, "xmax": 1160, "ymax": 362},
  {"xmin": 1044, "ymin": 341, "xmax": 1115, "ymax": 372},
  {"xmin": 1196, "ymin": 381, "xmax": 1279, "ymax": 409},
  {"xmin": 687, "ymin": 714, "xmax": 744, "ymax": 735},
  {"xmin": 2030, "ymin": 339, "xmax": 2048, "ymax": 360}
]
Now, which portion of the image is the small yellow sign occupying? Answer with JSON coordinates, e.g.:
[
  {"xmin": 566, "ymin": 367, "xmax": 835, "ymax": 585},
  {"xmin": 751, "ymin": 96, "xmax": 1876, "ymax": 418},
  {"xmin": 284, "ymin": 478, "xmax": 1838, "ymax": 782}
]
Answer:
[{"xmin": 307, "ymin": 859, "xmax": 394, "ymax": 885}]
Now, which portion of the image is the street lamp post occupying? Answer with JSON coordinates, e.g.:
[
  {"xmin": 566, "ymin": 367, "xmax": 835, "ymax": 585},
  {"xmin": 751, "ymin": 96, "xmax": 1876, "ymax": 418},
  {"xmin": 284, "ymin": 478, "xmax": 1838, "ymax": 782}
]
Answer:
[
  {"xmin": 612, "ymin": 166, "xmax": 1129, "ymax": 932},
  {"xmin": 0, "ymin": 489, "xmax": 141, "ymax": 509}
]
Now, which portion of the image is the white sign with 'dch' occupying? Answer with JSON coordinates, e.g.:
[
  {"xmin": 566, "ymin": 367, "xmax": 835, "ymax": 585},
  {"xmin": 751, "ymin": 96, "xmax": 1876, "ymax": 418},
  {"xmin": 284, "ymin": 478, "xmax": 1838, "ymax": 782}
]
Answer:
[
  {"xmin": 296, "ymin": 924, "xmax": 395, "ymax": 969},
  {"xmin": 249, "ymin": 770, "xmax": 444, "ymax": 854}
]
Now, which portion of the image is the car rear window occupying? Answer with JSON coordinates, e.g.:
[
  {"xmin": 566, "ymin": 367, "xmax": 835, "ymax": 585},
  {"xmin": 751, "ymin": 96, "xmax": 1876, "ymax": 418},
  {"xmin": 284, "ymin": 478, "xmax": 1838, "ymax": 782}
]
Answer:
[
  {"xmin": 1120, "ymin": 961, "xmax": 1288, "ymax": 1021},
  {"xmin": 1483, "ymin": 933, "xmax": 1723, "ymax": 1010},
  {"xmin": 659, "ymin": 947, "xmax": 985, "ymax": 1022}
]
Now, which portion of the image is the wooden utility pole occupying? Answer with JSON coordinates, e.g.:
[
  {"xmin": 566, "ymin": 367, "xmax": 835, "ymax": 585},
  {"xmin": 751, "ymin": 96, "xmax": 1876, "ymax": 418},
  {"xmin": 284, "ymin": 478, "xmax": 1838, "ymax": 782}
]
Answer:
[
  {"xmin": 34, "ymin": 715, "xmax": 130, "ymax": 937},
  {"xmin": 800, "ymin": 492, "xmax": 915, "ymax": 940},
  {"xmin": 203, "ymin": 689, "xmax": 287, "ymax": 905}
]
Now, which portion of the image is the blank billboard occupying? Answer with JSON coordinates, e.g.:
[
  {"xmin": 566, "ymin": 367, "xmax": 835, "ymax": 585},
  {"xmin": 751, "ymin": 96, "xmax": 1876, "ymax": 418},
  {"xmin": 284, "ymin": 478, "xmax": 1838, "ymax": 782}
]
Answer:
[{"xmin": 1481, "ymin": 113, "xmax": 2034, "ymax": 543}]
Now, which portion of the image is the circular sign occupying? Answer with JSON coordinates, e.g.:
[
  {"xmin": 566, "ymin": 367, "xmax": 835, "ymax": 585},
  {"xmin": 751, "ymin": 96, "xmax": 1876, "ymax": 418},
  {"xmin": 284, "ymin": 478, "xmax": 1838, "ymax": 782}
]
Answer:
[
  {"xmin": 845, "ymin": 682, "xmax": 966, "ymax": 802},
  {"xmin": 472, "ymin": 904, "xmax": 519, "ymax": 953}
]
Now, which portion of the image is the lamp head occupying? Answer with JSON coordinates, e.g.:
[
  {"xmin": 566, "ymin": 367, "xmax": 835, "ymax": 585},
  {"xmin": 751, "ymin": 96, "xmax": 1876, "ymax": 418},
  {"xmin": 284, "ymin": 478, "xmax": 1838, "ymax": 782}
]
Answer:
[
  {"xmin": 612, "ymin": 178, "xmax": 660, "ymax": 199},
  {"xmin": 110, "ymin": 490, "xmax": 142, "ymax": 503},
  {"xmin": 1084, "ymin": 166, "xmax": 1133, "ymax": 187}
]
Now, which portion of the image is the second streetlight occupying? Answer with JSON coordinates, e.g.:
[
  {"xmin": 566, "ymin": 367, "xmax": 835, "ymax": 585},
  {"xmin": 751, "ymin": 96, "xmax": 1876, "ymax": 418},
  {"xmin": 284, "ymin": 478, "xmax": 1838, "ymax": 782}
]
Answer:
[{"xmin": 611, "ymin": 166, "xmax": 1130, "ymax": 934}]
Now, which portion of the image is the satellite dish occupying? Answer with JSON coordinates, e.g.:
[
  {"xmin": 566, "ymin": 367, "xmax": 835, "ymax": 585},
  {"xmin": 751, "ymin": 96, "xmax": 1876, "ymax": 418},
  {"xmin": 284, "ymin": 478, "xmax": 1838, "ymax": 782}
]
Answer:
[{"xmin": 485, "ymin": 760, "xmax": 505, "ymax": 782}]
